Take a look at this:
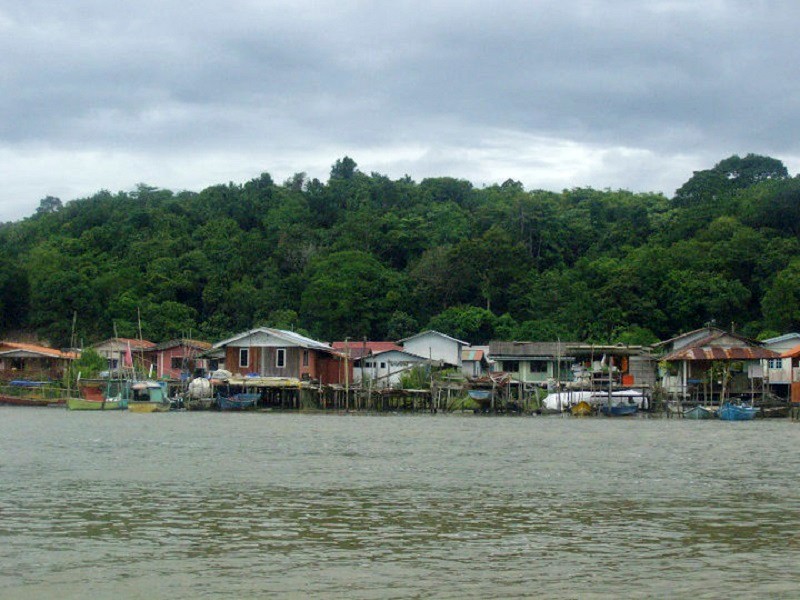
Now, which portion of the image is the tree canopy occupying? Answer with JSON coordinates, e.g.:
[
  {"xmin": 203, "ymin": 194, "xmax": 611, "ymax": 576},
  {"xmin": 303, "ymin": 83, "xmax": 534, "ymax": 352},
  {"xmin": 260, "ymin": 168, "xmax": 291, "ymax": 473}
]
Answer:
[{"xmin": 2, "ymin": 154, "xmax": 799, "ymax": 347}]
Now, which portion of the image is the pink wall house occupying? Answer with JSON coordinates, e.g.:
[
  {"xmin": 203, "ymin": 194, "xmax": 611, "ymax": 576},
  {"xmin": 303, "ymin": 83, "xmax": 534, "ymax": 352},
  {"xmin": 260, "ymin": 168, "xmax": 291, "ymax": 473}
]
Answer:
[{"xmin": 155, "ymin": 339, "xmax": 212, "ymax": 380}]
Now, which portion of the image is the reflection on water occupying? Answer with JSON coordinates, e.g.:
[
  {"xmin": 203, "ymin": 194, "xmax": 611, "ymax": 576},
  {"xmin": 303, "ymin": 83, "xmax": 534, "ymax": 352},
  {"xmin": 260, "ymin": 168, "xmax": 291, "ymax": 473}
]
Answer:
[{"xmin": 1, "ymin": 409, "xmax": 800, "ymax": 598}]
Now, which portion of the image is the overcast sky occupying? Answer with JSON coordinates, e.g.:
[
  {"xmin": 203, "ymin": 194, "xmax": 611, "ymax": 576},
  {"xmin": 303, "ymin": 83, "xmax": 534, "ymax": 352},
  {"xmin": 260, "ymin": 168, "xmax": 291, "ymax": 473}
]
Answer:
[{"xmin": 1, "ymin": 0, "xmax": 799, "ymax": 220}]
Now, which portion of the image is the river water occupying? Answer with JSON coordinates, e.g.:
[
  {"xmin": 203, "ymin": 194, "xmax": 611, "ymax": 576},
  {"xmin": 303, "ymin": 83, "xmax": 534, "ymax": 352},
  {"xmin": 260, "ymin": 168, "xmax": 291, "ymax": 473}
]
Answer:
[{"xmin": 1, "ymin": 408, "xmax": 799, "ymax": 598}]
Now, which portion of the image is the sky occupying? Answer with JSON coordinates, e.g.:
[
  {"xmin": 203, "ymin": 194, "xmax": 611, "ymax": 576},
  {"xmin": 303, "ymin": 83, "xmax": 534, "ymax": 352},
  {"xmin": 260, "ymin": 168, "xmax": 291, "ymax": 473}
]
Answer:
[{"xmin": 2, "ymin": 0, "xmax": 800, "ymax": 221}]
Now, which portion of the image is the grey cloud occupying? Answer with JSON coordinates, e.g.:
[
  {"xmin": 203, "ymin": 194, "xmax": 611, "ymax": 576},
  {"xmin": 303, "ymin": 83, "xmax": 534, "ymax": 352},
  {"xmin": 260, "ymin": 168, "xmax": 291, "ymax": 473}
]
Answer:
[{"xmin": 1, "ymin": 0, "xmax": 800, "ymax": 218}]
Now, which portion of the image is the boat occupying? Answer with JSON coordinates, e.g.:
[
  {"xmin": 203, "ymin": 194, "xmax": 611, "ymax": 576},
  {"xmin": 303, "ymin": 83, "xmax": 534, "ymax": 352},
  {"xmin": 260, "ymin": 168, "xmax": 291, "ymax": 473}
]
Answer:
[
  {"xmin": 570, "ymin": 400, "xmax": 593, "ymax": 416},
  {"xmin": 599, "ymin": 403, "xmax": 638, "ymax": 417},
  {"xmin": 127, "ymin": 381, "xmax": 171, "ymax": 413},
  {"xmin": 683, "ymin": 405, "xmax": 714, "ymax": 420},
  {"xmin": 184, "ymin": 376, "xmax": 214, "ymax": 410},
  {"xmin": 0, "ymin": 380, "xmax": 66, "ymax": 407},
  {"xmin": 718, "ymin": 402, "xmax": 758, "ymax": 421},
  {"xmin": 217, "ymin": 392, "xmax": 259, "ymax": 410},
  {"xmin": 66, "ymin": 380, "xmax": 129, "ymax": 411}
]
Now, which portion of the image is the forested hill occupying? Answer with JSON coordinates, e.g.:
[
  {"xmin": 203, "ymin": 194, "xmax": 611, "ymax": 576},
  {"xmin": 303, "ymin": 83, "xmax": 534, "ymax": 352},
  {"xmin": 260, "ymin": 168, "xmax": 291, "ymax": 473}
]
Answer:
[{"xmin": 1, "ymin": 154, "xmax": 799, "ymax": 348}]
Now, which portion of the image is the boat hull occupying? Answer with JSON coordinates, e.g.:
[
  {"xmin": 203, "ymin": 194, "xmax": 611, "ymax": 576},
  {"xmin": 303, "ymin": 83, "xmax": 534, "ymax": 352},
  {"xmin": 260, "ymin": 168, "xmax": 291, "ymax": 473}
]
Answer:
[
  {"xmin": 66, "ymin": 397, "xmax": 127, "ymax": 411},
  {"xmin": 217, "ymin": 393, "xmax": 258, "ymax": 410},
  {"xmin": 600, "ymin": 404, "xmax": 638, "ymax": 417},
  {"xmin": 683, "ymin": 405, "xmax": 713, "ymax": 420},
  {"xmin": 128, "ymin": 401, "xmax": 171, "ymax": 413},
  {"xmin": 718, "ymin": 403, "xmax": 758, "ymax": 421},
  {"xmin": 571, "ymin": 401, "xmax": 593, "ymax": 416},
  {"xmin": 0, "ymin": 394, "xmax": 65, "ymax": 407}
]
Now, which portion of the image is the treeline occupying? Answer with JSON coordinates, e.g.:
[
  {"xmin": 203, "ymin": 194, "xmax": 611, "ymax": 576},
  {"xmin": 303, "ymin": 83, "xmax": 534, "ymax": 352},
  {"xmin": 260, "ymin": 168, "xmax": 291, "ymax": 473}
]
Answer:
[{"xmin": 1, "ymin": 154, "xmax": 799, "ymax": 347}]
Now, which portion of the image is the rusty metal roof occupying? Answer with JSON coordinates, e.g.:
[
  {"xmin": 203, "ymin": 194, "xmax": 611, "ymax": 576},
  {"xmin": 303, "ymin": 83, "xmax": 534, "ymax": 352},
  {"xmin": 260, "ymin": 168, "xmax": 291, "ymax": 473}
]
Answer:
[{"xmin": 662, "ymin": 346, "xmax": 778, "ymax": 361}]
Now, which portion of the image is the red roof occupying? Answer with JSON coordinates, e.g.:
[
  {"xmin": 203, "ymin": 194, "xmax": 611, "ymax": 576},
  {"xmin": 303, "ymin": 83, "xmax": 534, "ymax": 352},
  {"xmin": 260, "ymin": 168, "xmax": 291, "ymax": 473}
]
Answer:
[
  {"xmin": 663, "ymin": 346, "xmax": 778, "ymax": 361},
  {"xmin": 331, "ymin": 341, "xmax": 403, "ymax": 359},
  {"xmin": 0, "ymin": 341, "xmax": 76, "ymax": 360},
  {"xmin": 781, "ymin": 344, "xmax": 800, "ymax": 359}
]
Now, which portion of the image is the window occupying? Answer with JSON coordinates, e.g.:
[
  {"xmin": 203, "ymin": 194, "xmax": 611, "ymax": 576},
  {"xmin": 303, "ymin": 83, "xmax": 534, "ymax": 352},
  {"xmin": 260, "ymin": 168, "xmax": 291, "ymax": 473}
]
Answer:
[
  {"xmin": 276, "ymin": 348, "xmax": 286, "ymax": 368},
  {"xmin": 769, "ymin": 358, "xmax": 783, "ymax": 369},
  {"xmin": 302, "ymin": 350, "xmax": 309, "ymax": 367},
  {"xmin": 239, "ymin": 348, "xmax": 249, "ymax": 368},
  {"xmin": 503, "ymin": 360, "xmax": 520, "ymax": 373},
  {"xmin": 530, "ymin": 360, "xmax": 548, "ymax": 374},
  {"xmin": 171, "ymin": 357, "xmax": 183, "ymax": 369},
  {"xmin": 380, "ymin": 362, "xmax": 386, "ymax": 369}
]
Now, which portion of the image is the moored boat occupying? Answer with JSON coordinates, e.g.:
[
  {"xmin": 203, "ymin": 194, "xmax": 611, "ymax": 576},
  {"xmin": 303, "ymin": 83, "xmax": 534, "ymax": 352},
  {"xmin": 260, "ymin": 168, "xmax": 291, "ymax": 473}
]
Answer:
[
  {"xmin": 127, "ymin": 381, "xmax": 171, "ymax": 413},
  {"xmin": 66, "ymin": 396, "xmax": 127, "ymax": 411},
  {"xmin": 683, "ymin": 405, "xmax": 714, "ymax": 420},
  {"xmin": 571, "ymin": 400, "xmax": 593, "ymax": 416},
  {"xmin": 599, "ymin": 403, "xmax": 638, "ymax": 417},
  {"xmin": 217, "ymin": 392, "xmax": 259, "ymax": 410},
  {"xmin": 718, "ymin": 402, "xmax": 758, "ymax": 421}
]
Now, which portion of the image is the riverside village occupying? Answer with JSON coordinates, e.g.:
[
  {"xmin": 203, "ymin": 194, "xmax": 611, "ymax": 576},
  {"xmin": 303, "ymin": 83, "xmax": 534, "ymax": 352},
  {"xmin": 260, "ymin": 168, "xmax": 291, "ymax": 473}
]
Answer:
[{"xmin": 2, "ymin": 324, "xmax": 800, "ymax": 421}]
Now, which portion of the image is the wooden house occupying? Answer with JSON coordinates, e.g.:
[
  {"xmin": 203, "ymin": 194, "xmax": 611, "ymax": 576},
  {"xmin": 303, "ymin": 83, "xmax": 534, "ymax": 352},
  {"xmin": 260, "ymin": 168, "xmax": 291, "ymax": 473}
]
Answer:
[
  {"xmin": 354, "ymin": 349, "xmax": 429, "ymax": 389},
  {"xmin": 0, "ymin": 341, "xmax": 76, "ymax": 381},
  {"xmin": 760, "ymin": 333, "xmax": 800, "ymax": 394},
  {"xmin": 155, "ymin": 339, "xmax": 212, "ymax": 380},
  {"xmin": 91, "ymin": 337, "xmax": 157, "ymax": 373},
  {"xmin": 656, "ymin": 328, "xmax": 778, "ymax": 400},
  {"xmin": 213, "ymin": 328, "xmax": 350, "ymax": 384},
  {"xmin": 779, "ymin": 344, "xmax": 800, "ymax": 403},
  {"xmin": 399, "ymin": 331, "xmax": 467, "ymax": 368},
  {"xmin": 461, "ymin": 346, "xmax": 491, "ymax": 378},
  {"xmin": 488, "ymin": 341, "xmax": 655, "ymax": 388}
]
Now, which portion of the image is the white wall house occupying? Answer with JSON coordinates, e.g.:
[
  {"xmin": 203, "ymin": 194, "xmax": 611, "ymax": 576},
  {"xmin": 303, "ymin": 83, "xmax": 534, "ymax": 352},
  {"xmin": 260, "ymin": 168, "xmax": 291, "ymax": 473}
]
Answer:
[
  {"xmin": 354, "ymin": 349, "xmax": 428, "ymax": 389},
  {"xmin": 761, "ymin": 333, "xmax": 800, "ymax": 386},
  {"xmin": 399, "ymin": 331, "xmax": 468, "ymax": 368}
]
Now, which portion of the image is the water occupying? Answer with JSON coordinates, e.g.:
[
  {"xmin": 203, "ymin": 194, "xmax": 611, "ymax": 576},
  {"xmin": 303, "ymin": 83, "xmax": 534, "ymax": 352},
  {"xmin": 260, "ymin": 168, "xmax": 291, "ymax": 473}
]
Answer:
[{"xmin": 2, "ymin": 408, "xmax": 800, "ymax": 598}]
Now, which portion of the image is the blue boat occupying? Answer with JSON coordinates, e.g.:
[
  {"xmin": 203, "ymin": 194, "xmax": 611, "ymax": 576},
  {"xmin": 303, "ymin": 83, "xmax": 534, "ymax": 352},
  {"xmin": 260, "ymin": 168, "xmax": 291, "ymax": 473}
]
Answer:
[
  {"xmin": 600, "ymin": 404, "xmax": 638, "ymax": 417},
  {"xmin": 718, "ymin": 402, "xmax": 758, "ymax": 421},
  {"xmin": 217, "ymin": 392, "xmax": 259, "ymax": 410}
]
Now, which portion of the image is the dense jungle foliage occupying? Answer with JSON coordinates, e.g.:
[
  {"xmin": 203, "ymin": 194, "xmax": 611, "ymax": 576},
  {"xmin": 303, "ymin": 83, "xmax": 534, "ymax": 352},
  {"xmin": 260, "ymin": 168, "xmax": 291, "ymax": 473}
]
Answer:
[{"xmin": 1, "ymin": 153, "xmax": 799, "ymax": 347}]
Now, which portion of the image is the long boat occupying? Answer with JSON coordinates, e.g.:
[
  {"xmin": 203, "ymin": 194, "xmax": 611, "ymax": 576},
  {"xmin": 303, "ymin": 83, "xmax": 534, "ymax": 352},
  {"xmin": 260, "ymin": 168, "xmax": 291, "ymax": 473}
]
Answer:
[
  {"xmin": 599, "ymin": 404, "xmax": 638, "ymax": 417},
  {"xmin": 217, "ymin": 392, "xmax": 259, "ymax": 410},
  {"xmin": 718, "ymin": 402, "xmax": 758, "ymax": 421},
  {"xmin": 683, "ymin": 405, "xmax": 714, "ymax": 420}
]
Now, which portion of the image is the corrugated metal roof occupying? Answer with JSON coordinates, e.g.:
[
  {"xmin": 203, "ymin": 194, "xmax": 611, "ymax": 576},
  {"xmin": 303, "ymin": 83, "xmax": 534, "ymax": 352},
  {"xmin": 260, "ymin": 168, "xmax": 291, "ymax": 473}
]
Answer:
[
  {"xmin": 489, "ymin": 341, "xmax": 579, "ymax": 357},
  {"xmin": 155, "ymin": 339, "xmax": 212, "ymax": 351},
  {"xmin": 781, "ymin": 344, "xmax": 800, "ymax": 359},
  {"xmin": 663, "ymin": 346, "xmax": 778, "ymax": 361},
  {"xmin": 331, "ymin": 341, "xmax": 403, "ymax": 358},
  {"xmin": 462, "ymin": 348, "xmax": 484, "ymax": 362},
  {"xmin": 398, "ymin": 330, "xmax": 468, "ymax": 345},
  {"xmin": 213, "ymin": 328, "xmax": 335, "ymax": 352},
  {"xmin": 0, "ymin": 341, "xmax": 76, "ymax": 359}
]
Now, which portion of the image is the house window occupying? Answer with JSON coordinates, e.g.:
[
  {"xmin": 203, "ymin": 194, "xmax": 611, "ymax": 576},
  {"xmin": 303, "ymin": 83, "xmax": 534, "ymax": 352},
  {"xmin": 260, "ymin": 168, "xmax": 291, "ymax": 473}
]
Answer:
[
  {"xmin": 276, "ymin": 348, "xmax": 286, "ymax": 368},
  {"xmin": 769, "ymin": 358, "xmax": 783, "ymax": 369},
  {"xmin": 503, "ymin": 361, "xmax": 520, "ymax": 373},
  {"xmin": 530, "ymin": 360, "xmax": 548, "ymax": 374},
  {"xmin": 109, "ymin": 358, "xmax": 118, "ymax": 370},
  {"xmin": 380, "ymin": 362, "xmax": 386, "ymax": 369},
  {"xmin": 171, "ymin": 357, "xmax": 183, "ymax": 369},
  {"xmin": 239, "ymin": 348, "xmax": 249, "ymax": 368},
  {"xmin": 302, "ymin": 350, "xmax": 309, "ymax": 367}
]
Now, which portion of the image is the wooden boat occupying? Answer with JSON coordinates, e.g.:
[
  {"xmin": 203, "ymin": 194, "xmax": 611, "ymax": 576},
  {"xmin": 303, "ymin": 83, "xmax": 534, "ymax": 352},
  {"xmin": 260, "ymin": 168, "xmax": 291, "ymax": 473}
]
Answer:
[
  {"xmin": 66, "ymin": 396, "xmax": 127, "ymax": 410},
  {"xmin": 217, "ymin": 392, "xmax": 259, "ymax": 410},
  {"xmin": 127, "ymin": 381, "xmax": 171, "ymax": 413},
  {"xmin": 571, "ymin": 400, "xmax": 593, "ymax": 416},
  {"xmin": 683, "ymin": 405, "xmax": 714, "ymax": 420},
  {"xmin": 184, "ymin": 397, "xmax": 216, "ymax": 411},
  {"xmin": 718, "ymin": 402, "xmax": 758, "ymax": 421},
  {"xmin": 599, "ymin": 404, "xmax": 638, "ymax": 417}
]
